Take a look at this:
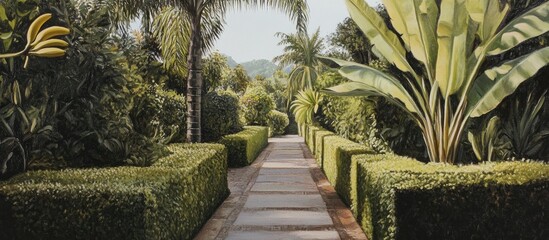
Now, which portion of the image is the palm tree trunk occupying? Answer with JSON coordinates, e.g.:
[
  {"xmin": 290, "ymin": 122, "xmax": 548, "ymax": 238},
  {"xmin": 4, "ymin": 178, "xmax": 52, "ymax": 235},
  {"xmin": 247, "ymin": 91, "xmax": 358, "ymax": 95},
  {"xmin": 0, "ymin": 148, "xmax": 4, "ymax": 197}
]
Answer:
[{"xmin": 186, "ymin": 16, "xmax": 203, "ymax": 143}]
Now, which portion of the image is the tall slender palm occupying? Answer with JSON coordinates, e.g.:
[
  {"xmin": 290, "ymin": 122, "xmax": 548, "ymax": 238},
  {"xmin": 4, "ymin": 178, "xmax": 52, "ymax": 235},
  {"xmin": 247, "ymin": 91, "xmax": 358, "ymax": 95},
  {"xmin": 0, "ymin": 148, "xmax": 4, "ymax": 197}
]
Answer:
[
  {"xmin": 273, "ymin": 28, "xmax": 324, "ymax": 106},
  {"xmin": 110, "ymin": 0, "xmax": 309, "ymax": 142}
]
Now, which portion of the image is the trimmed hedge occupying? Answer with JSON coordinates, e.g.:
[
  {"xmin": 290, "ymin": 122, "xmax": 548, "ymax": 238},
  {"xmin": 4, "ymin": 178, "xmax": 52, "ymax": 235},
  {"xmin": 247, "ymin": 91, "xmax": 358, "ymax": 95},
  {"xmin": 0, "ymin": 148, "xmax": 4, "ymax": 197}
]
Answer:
[
  {"xmin": 301, "ymin": 124, "xmax": 309, "ymax": 142},
  {"xmin": 306, "ymin": 125, "xmax": 321, "ymax": 152},
  {"xmin": 219, "ymin": 126, "xmax": 269, "ymax": 167},
  {"xmin": 321, "ymin": 135, "xmax": 373, "ymax": 206},
  {"xmin": 314, "ymin": 130, "xmax": 336, "ymax": 167},
  {"xmin": 352, "ymin": 154, "xmax": 549, "ymax": 240},
  {"xmin": 0, "ymin": 144, "xmax": 229, "ymax": 240}
]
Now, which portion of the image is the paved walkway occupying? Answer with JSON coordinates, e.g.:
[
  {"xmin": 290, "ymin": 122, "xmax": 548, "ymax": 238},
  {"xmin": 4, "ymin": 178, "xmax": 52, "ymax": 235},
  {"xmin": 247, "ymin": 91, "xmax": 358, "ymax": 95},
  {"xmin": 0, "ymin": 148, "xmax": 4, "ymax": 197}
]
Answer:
[{"xmin": 195, "ymin": 135, "xmax": 366, "ymax": 240}]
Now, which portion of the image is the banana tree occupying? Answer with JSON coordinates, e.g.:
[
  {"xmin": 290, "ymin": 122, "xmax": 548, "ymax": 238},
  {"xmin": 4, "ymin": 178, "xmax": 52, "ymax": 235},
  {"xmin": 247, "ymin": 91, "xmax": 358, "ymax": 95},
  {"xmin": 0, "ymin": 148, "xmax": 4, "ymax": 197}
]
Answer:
[{"xmin": 321, "ymin": 0, "xmax": 549, "ymax": 164}]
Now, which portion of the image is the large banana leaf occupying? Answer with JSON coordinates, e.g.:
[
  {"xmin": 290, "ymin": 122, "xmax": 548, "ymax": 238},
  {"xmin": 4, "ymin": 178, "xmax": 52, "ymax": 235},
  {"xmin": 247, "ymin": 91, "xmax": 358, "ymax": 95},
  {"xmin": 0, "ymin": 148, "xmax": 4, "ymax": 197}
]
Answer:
[
  {"xmin": 436, "ymin": 0, "xmax": 469, "ymax": 97},
  {"xmin": 466, "ymin": 0, "xmax": 509, "ymax": 42},
  {"xmin": 344, "ymin": 0, "xmax": 414, "ymax": 74},
  {"xmin": 323, "ymin": 81, "xmax": 379, "ymax": 97},
  {"xmin": 383, "ymin": 0, "xmax": 438, "ymax": 73},
  {"xmin": 485, "ymin": 2, "xmax": 549, "ymax": 56},
  {"xmin": 467, "ymin": 47, "xmax": 549, "ymax": 118},
  {"xmin": 323, "ymin": 81, "xmax": 416, "ymax": 117},
  {"xmin": 320, "ymin": 56, "xmax": 418, "ymax": 113}
]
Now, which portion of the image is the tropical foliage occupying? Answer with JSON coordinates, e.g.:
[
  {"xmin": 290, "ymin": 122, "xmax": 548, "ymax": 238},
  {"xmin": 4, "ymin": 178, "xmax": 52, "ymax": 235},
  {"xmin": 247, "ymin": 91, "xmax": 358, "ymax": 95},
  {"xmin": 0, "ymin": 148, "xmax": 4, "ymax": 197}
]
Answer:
[
  {"xmin": 240, "ymin": 86, "xmax": 276, "ymax": 126},
  {"xmin": 1, "ymin": 0, "xmax": 192, "ymax": 178},
  {"xmin": 201, "ymin": 90, "xmax": 243, "ymax": 142},
  {"xmin": 290, "ymin": 89, "xmax": 322, "ymax": 125},
  {"xmin": 1, "ymin": 0, "xmax": 48, "ymax": 178},
  {"xmin": 315, "ymin": 70, "xmax": 392, "ymax": 154},
  {"xmin": 468, "ymin": 116, "xmax": 510, "ymax": 162},
  {"xmin": 221, "ymin": 65, "xmax": 250, "ymax": 94},
  {"xmin": 202, "ymin": 51, "xmax": 229, "ymax": 92},
  {"xmin": 503, "ymin": 90, "xmax": 548, "ymax": 159},
  {"xmin": 267, "ymin": 110, "xmax": 289, "ymax": 137},
  {"xmin": 328, "ymin": 17, "xmax": 373, "ymax": 64},
  {"xmin": 110, "ymin": 0, "xmax": 309, "ymax": 142},
  {"xmin": 323, "ymin": 0, "xmax": 549, "ymax": 164},
  {"xmin": 274, "ymin": 29, "xmax": 324, "ymax": 106}
]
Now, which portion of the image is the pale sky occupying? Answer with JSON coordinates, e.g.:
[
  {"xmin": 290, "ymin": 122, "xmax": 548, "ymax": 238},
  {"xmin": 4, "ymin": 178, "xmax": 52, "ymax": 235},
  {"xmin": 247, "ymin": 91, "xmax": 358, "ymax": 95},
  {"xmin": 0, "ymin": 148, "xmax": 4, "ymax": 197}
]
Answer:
[{"xmin": 214, "ymin": 0, "xmax": 381, "ymax": 63}]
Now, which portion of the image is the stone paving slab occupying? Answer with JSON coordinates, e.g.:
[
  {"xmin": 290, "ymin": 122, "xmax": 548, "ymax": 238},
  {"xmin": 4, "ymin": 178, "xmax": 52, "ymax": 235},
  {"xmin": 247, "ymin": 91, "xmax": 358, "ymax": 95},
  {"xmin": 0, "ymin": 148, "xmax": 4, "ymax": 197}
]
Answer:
[
  {"xmin": 258, "ymin": 168, "xmax": 311, "ymax": 175},
  {"xmin": 251, "ymin": 182, "xmax": 318, "ymax": 192},
  {"xmin": 262, "ymin": 162, "xmax": 309, "ymax": 168},
  {"xmin": 194, "ymin": 135, "xmax": 366, "ymax": 240},
  {"xmin": 256, "ymin": 174, "xmax": 315, "ymax": 183},
  {"xmin": 268, "ymin": 149, "xmax": 303, "ymax": 154},
  {"xmin": 233, "ymin": 210, "xmax": 333, "ymax": 226},
  {"xmin": 268, "ymin": 153, "xmax": 304, "ymax": 158},
  {"xmin": 225, "ymin": 231, "xmax": 340, "ymax": 240},
  {"xmin": 243, "ymin": 194, "xmax": 325, "ymax": 208}
]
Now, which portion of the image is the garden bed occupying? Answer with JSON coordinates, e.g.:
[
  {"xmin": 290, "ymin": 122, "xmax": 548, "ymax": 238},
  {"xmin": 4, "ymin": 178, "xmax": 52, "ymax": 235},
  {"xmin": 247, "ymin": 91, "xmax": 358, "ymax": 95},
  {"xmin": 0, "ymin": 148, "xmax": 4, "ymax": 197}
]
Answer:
[{"xmin": 0, "ymin": 144, "xmax": 229, "ymax": 240}]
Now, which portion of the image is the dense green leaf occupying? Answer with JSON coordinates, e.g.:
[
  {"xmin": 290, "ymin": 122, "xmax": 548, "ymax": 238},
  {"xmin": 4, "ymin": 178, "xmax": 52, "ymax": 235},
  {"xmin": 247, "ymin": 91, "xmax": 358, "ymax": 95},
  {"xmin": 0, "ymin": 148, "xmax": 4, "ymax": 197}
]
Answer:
[
  {"xmin": 384, "ymin": 0, "xmax": 438, "ymax": 73},
  {"xmin": 468, "ymin": 47, "xmax": 549, "ymax": 117},
  {"xmin": 466, "ymin": 0, "xmax": 510, "ymax": 42},
  {"xmin": 485, "ymin": 2, "xmax": 549, "ymax": 56},
  {"xmin": 436, "ymin": 0, "xmax": 469, "ymax": 97},
  {"xmin": 321, "ymin": 56, "xmax": 418, "ymax": 113},
  {"xmin": 344, "ymin": 0, "xmax": 414, "ymax": 74}
]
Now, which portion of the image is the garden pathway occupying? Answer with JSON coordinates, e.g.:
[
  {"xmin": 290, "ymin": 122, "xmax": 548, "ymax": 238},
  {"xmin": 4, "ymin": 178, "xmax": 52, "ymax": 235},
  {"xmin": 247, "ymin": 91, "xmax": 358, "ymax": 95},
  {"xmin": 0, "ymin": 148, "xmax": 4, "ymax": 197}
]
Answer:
[{"xmin": 195, "ymin": 135, "xmax": 367, "ymax": 240}]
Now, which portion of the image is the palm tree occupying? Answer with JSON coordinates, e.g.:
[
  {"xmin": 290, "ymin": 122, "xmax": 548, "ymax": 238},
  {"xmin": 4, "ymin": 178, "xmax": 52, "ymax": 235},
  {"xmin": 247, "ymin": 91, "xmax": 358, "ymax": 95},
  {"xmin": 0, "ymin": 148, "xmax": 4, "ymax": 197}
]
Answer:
[
  {"xmin": 110, "ymin": 0, "xmax": 309, "ymax": 142},
  {"xmin": 273, "ymin": 29, "xmax": 324, "ymax": 106}
]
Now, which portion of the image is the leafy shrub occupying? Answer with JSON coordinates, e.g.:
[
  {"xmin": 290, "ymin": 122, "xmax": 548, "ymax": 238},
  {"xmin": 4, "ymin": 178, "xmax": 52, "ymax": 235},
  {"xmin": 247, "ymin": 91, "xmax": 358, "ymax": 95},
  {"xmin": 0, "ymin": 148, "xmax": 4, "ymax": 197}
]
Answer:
[
  {"xmin": 202, "ymin": 90, "xmax": 243, "ymax": 142},
  {"xmin": 240, "ymin": 87, "xmax": 275, "ymax": 126},
  {"xmin": 55, "ymin": 2, "xmax": 188, "ymax": 167},
  {"xmin": 219, "ymin": 126, "xmax": 268, "ymax": 167},
  {"xmin": 0, "ymin": 144, "xmax": 229, "ymax": 239},
  {"xmin": 132, "ymin": 87, "xmax": 187, "ymax": 143},
  {"xmin": 46, "ymin": 11, "xmax": 156, "ymax": 168},
  {"xmin": 221, "ymin": 65, "xmax": 250, "ymax": 94},
  {"xmin": 267, "ymin": 110, "xmax": 289, "ymax": 137},
  {"xmin": 0, "ymin": 0, "xmax": 55, "ymax": 179},
  {"xmin": 467, "ymin": 116, "xmax": 511, "ymax": 162},
  {"xmin": 202, "ymin": 52, "xmax": 229, "ymax": 92},
  {"xmin": 266, "ymin": 78, "xmax": 289, "ymax": 112},
  {"xmin": 316, "ymin": 70, "xmax": 390, "ymax": 154},
  {"xmin": 502, "ymin": 89, "xmax": 548, "ymax": 160},
  {"xmin": 0, "ymin": 1, "xmax": 171, "ymax": 171},
  {"xmin": 375, "ymin": 98, "xmax": 428, "ymax": 161},
  {"xmin": 352, "ymin": 154, "xmax": 549, "ymax": 240}
]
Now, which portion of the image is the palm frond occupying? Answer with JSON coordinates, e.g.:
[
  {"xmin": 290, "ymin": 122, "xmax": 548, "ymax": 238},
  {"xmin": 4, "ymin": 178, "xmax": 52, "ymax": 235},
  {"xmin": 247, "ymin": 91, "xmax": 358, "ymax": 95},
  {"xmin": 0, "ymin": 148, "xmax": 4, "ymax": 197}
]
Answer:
[{"xmin": 226, "ymin": 0, "xmax": 309, "ymax": 32}]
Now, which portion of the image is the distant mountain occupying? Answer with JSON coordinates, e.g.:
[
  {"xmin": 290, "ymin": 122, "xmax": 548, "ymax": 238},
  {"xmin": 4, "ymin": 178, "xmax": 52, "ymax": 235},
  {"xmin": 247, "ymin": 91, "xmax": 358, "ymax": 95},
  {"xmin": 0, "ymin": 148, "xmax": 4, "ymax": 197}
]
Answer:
[
  {"xmin": 221, "ymin": 54, "xmax": 292, "ymax": 78},
  {"xmin": 240, "ymin": 59, "xmax": 279, "ymax": 78},
  {"xmin": 225, "ymin": 55, "xmax": 239, "ymax": 68}
]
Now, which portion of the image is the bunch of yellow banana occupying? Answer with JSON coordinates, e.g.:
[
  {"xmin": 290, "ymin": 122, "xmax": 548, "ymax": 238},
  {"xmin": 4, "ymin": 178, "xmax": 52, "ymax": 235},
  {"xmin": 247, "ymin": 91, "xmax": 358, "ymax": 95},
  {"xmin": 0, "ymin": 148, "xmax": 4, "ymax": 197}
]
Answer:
[{"xmin": 23, "ymin": 13, "xmax": 71, "ymax": 68}]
